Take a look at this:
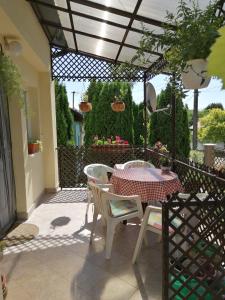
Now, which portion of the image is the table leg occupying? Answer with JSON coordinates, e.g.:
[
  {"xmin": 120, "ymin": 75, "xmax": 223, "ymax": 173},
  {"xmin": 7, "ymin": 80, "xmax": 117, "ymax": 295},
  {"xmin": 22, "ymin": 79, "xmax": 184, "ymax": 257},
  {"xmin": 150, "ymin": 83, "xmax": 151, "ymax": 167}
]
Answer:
[{"xmin": 142, "ymin": 202, "xmax": 148, "ymax": 212}]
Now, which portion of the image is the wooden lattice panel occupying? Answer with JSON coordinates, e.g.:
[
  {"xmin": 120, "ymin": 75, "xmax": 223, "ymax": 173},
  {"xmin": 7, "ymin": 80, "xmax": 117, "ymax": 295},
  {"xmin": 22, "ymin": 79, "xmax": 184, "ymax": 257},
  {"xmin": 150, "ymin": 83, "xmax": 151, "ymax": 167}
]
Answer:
[
  {"xmin": 215, "ymin": 150, "xmax": 225, "ymax": 170},
  {"xmin": 51, "ymin": 47, "xmax": 145, "ymax": 82},
  {"xmin": 162, "ymin": 193, "xmax": 225, "ymax": 299},
  {"xmin": 147, "ymin": 149, "xmax": 225, "ymax": 198},
  {"xmin": 57, "ymin": 145, "xmax": 145, "ymax": 188}
]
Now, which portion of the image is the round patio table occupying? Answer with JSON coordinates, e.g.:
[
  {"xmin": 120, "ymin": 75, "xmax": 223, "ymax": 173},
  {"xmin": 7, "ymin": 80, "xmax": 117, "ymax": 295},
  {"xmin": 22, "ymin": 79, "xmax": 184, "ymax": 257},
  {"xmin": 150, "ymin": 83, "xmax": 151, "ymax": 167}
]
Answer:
[{"xmin": 111, "ymin": 167, "xmax": 183, "ymax": 203}]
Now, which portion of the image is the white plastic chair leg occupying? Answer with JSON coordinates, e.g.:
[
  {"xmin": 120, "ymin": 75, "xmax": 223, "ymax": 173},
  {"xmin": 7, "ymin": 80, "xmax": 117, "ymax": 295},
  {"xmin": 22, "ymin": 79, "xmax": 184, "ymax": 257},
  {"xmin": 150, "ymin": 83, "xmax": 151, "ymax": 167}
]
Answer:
[
  {"xmin": 105, "ymin": 221, "xmax": 116, "ymax": 259},
  {"xmin": 144, "ymin": 232, "xmax": 148, "ymax": 246},
  {"xmin": 85, "ymin": 190, "xmax": 92, "ymax": 217},
  {"xmin": 90, "ymin": 209, "xmax": 98, "ymax": 244},
  {"xmin": 132, "ymin": 225, "xmax": 147, "ymax": 264},
  {"xmin": 157, "ymin": 234, "xmax": 162, "ymax": 243}
]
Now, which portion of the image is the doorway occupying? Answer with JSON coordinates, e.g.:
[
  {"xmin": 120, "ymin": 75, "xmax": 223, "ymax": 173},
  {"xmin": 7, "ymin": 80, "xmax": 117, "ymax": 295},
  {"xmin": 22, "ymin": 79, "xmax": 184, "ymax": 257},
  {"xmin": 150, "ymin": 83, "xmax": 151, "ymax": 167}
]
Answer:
[{"xmin": 0, "ymin": 88, "xmax": 16, "ymax": 237}]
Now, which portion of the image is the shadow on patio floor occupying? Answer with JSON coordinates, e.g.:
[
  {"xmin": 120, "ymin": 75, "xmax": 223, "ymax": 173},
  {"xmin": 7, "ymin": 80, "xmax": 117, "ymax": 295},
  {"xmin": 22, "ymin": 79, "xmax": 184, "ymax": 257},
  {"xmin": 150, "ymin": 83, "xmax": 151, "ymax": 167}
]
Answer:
[{"xmin": 1, "ymin": 189, "xmax": 162, "ymax": 300}]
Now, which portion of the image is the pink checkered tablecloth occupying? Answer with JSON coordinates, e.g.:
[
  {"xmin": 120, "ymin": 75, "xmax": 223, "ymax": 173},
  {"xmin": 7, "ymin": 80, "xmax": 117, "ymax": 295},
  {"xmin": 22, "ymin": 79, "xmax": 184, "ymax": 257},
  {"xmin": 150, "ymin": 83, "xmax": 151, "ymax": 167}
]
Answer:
[{"xmin": 111, "ymin": 168, "xmax": 183, "ymax": 203}]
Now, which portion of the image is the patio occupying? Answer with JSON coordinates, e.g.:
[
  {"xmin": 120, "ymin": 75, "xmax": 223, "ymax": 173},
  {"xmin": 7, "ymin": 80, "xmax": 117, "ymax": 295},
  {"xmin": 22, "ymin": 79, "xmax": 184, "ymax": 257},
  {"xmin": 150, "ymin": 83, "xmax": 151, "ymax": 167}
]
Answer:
[
  {"xmin": 1, "ymin": 1, "xmax": 225, "ymax": 299},
  {"xmin": 2, "ymin": 189, "xmax": 162, "ymax": 300}
]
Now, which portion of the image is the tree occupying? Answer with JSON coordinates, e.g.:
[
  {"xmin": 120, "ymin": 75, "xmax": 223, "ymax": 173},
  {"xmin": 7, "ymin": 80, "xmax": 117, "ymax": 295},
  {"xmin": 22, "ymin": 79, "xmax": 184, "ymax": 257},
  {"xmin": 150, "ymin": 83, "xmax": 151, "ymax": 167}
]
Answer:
[
  {"xmin": 55, "ymin": 81, "xmax": 74, "ymax": 146},
  {"xmin": 133, "ymin": 102, "xmax": 145, "ymax": 145},
  {"xmin": 84, "ymin": 81, "xmax": 134, "ymax": 145},
  {"xmin": 114, "ymin": 82, "xmax": 134, "ymax": 143},
  {"xmin": 199, "ymin": 108, "xmax": 225, "ymax": 143},
  {"xmin": 84, "ymin": 81, "xmax": 103, "ymax": 145},
  {"xmin": 149, "ymin": 83, "xmax": 190, "ymax": 157},
  {"xmin": 205, "ymin": 103, "xmax": 224, "ymax": 110}
]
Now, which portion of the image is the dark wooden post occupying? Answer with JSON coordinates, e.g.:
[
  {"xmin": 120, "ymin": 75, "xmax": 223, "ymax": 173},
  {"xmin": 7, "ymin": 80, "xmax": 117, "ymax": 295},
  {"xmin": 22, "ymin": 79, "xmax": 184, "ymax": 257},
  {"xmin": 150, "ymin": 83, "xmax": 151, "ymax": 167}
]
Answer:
[
  {"xmin": 72, "ymin": 91, "xmax": 75, "ymax": 109},
  {"xmin": 143, "ymin": 72, "xmax": 147, "ymax": 160},
  {"xmin": 192, "ymin": 89, "xmax": 199, "ymax": 150},
  {"xmin": 171, "ymin": 74, "xmax": 176, "ymax": 159}
]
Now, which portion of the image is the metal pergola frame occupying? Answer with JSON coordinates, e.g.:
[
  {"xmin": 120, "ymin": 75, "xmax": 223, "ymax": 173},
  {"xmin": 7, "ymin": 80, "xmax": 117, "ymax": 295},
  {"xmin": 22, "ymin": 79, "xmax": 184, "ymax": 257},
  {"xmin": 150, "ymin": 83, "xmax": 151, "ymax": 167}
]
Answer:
[
  {"xmin": 28, "ymin": 0, "xmax": 225, "ymax": 159},
  {"xmin": 27, "ymin": 0, "xmax": 170, "ymax": 63}
]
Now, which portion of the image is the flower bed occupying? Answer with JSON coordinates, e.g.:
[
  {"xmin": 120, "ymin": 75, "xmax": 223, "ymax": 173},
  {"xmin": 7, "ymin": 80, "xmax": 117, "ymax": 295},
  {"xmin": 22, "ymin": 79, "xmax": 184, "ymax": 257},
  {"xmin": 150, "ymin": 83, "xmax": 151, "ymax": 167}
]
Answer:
[{"xmin": 91, "ymin": 144, "xmax": 130, "ymax": 152}]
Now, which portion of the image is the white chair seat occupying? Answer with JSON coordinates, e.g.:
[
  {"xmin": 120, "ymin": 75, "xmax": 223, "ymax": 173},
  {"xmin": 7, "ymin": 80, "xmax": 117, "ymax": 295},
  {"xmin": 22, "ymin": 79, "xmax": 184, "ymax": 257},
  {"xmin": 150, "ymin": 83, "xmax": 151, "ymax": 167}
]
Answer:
[
  {"xmin": 88, "ymin": 182, "xmax": 143, "ymax": 259},
  {"xmin": 132, "ymin": 193, "xmax": 209, "ymax": 263},
  {"xmin": 110, "ymin": 199, "xmax": 138, "ymax": 217},
  {"xmin": 123, "ymin": 160, "xmax": 155, "ymax": 169},
  {"xmin": 148, "ymin": 211, "xmax": 182, "ymax": 233}
]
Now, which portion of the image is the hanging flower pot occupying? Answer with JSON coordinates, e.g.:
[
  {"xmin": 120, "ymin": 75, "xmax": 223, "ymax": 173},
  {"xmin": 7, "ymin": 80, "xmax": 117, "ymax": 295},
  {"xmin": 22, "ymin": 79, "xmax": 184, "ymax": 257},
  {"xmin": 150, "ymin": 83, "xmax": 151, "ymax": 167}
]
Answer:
[
  {"xmin": 111, "ymin": 97, "xmax": 125, "ymax": 112},
  {"xmin": 79, "ymin": 95, "xmax": 92, "ymax": 112},
  {"xmin": 181, "ymin": 59, "xmax": 211, "ymax": 90},
  {"xmin": 79, "ymin": 101, "xmax": 92, "ymax": 112}
]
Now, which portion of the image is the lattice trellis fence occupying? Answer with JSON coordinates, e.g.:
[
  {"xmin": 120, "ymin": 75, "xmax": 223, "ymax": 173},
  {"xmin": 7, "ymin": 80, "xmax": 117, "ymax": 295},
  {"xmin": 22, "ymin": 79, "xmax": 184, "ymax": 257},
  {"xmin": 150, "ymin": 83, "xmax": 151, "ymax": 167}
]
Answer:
[
  {"xmin": 51, "ymin": 47, "xmax": 145, "ymax": 82},
  {"xmin": 58, "ymin": 145, "xmax": 225, "ymax": 299},
  {"xmin": 162, "ymin": 193, "xmax": 225, "ymax": 299},
  {"xmin": 147, "ymin": 148, "xmax": 225, "ymax": 197},
  {"xmin": 215, "ymin": 150, "xmax": 225, "ymax": 170},
  {"xmin": 58, "ymin": 145, "xmax": 145, "ymax": 188}
]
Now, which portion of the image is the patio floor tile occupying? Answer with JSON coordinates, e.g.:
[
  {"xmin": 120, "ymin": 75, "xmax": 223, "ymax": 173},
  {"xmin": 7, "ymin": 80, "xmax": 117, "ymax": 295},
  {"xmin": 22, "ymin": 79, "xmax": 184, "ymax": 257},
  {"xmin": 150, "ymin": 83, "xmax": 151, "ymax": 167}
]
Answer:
[{"xmin": 1, "ymin": 189, "xmax": 162, "ymax": 300}]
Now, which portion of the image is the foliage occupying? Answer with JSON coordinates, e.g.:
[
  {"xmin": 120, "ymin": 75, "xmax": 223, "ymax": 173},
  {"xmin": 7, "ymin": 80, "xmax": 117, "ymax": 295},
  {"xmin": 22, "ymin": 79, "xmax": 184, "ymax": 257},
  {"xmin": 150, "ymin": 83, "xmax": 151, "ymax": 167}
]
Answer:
[
  {"xmin": 199, "ymin": 108, "xmax": 225, "ymax": 143},
  {"xmin": 82, "ymin": 94, "xmax": 89, "ymax": 102},
  {"xmin": 189, "ymin": 150, "xmax": 204, "ymax": 164},
  {"xmin": 133, "ymin": 102, "xmax": 146, "ymax": 146},
  {"xmin": 0, "ymin": 53, "xmax": 24, "ymax": 107},
  {"xmin": 84, "ymin": 81, "xmax": 134, "ymax": 145},
  {"xmin": 208, "ymin": 26, "xmax": 225, "ymax": 89},
  {"xmin": 157, "ymin": 144, "xmax": 171, "ymax": 166},
  {"xmin": 149, "ymin": 83, "xmax": 190, "ymax": 157},
  {"xmin": 205, "ymin": 103, "xmax": 224, "ymax": 110},
  {"xmin": 160, "ymin": 156, "xmax": 171, "ymax": 167},
  {"xmin": 28, "ymin": 139, "xmax": 43, "ymax": 151},
  {"xmin": 55, "ymin": 81, "xmax": 74, "ymax": 146},
  {"xmin": 93, "ymin": 135, "xmax": 129, "ymax": 145},
  {"xmin": 126, "ymin": 0, "xmax": 223, "ymax": 75},
  {"xmin": 0, "ymin": 241, "xmax": 5, "ymax": 253},
  {"xmin": 84, "ymin": 81, "xmax": 103, "ymax": 145}
]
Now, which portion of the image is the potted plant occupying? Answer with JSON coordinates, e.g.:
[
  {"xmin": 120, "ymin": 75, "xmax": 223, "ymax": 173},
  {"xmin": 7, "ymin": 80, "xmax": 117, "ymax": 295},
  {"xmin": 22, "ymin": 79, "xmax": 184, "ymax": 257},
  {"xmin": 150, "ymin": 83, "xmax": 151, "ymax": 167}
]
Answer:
[
  {"xmin": 0, "ymin": 241, "xmax": 7, "ymax": 299},
  {"xmin": 79, "ymin": 95, "xmax": 92, "ymax": 112},
  {"xmin": 28, "ymin": 139, "xmax": 42, "ymax": 154},
  {"xmin": 111, "ymin": 96, "xmax": 125, "ymax": 112},
  {"xmin": 0, "ymin": 51, "xmax": 24, "ymax": 107},
  {"xmin": 130, "ymin": 0, "xmax": 223, "ymax": 89},
  {"xmin": 158, "ymin": 145, "xmax": 171, "ymax": 172},
  {"xmin": 159, "ymin": 157, "xmax": 172, "ymax": 172},
  {"xmin": 91, "ymin": 136, "xmax": 130, "ymax": 153}
]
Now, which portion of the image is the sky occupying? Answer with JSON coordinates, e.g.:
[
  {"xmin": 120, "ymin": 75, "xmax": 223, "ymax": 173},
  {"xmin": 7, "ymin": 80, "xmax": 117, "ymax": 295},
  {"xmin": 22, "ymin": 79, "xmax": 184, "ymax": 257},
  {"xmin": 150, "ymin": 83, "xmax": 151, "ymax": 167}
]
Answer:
[{"xmin": 64, "ymin": 75, "xmax": 225, "ymax": 111}]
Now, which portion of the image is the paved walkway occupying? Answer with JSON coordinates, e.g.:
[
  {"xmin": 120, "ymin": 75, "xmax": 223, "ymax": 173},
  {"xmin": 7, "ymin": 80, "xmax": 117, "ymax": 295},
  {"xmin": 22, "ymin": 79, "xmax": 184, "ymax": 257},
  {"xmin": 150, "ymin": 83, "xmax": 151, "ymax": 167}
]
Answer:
[{"xmin": 1, "ymin": 189, "xmax": 162, "ymax": 300}]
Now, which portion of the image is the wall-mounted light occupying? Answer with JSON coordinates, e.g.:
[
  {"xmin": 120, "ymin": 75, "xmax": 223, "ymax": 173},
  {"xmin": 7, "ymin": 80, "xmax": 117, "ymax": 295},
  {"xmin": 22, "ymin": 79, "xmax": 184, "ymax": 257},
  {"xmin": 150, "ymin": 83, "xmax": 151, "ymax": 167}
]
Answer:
[{"xmin": 4, "ymin": 37, "xmax": 22, "ymax": 56}]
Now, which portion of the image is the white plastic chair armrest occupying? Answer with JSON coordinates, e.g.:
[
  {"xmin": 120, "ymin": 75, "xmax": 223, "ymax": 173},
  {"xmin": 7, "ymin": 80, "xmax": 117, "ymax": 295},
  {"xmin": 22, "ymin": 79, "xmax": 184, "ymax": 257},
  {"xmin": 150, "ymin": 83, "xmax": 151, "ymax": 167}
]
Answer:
[
  {"xmin": 87, "ymin": 175, "xmax": 102, "ymax": 184},
  {"xmin": 141, "ymin": 205, "xmax": 162, "ymax": 228},
  {"xmin": 97, "ymin": 183, "xmax": 114, "ymax": 193},
  {"xmin": 103, "ymin": 192, "xmax": 143, "ymax": 217},
  {"xmin": 146, "ymin": 205, "xmax": 162, "ymax": 213}
]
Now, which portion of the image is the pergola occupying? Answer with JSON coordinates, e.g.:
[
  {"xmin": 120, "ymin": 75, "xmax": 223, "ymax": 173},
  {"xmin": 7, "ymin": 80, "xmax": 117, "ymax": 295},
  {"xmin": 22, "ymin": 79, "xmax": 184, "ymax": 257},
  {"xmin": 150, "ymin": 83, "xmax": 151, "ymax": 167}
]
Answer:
[
  {"xmin": 27, "ymin": 0, "xmax": 224, "ymax": 79},
  {"xmin": 23, "ymin": 2, "xmax": 225, "ymax": 298},
  {"xmin": 27, "ymin": 0, "xmax": 225, "ymax": 155}
]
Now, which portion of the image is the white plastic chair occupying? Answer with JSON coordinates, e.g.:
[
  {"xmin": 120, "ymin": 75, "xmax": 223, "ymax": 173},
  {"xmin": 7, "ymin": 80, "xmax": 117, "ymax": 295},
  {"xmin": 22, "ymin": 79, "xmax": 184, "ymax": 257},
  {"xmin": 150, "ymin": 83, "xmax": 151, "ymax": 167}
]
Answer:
[
  {"xmin": 88, "ymin": 181, "xmax": 143, "ymax": 259},
  {"xmin": 123, "ymin": 160, "xmax": 155, "ymax": 169},
  {"xmin": 132, "ymin": 205, "xmax": 184, "ymax": 264},
  {"xmin": 132, "ymin": 193, "xmax": 208, "ymax": 264},
  {"xmin": 84, "ymin": 164, "xmax": 114, "ymax": 217}
]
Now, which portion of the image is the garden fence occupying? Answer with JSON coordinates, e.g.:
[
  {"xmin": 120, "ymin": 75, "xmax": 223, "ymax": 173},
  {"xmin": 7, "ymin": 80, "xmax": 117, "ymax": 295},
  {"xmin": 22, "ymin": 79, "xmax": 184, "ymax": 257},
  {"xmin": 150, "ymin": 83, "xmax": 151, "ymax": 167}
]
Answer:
[{"xmin": 57, "ymin": 145, "xmax": 225, "ymax": 299}]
